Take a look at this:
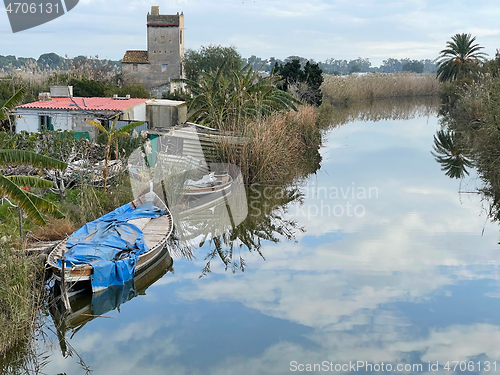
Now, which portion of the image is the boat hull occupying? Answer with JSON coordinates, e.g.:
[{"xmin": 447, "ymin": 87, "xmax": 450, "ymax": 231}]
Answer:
[{"xmin": 47, "ymin": 191, "xmax": 173, "ymax": 293}]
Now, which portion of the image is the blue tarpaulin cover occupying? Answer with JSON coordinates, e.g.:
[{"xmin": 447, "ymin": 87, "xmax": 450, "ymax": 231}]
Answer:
[{"xmin": 59, "ymin": 201, "xmax": 164, "ymax": 292}]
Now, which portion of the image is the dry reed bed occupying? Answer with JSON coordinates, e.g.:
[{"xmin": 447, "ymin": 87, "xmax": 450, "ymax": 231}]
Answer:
[
  {"xmin": 322, "ymin": 73, "xmax": 440, "ymax": 105},
  {"xmin": 218, "ymin": 105, "xmax": 321, "ymax": 185}
]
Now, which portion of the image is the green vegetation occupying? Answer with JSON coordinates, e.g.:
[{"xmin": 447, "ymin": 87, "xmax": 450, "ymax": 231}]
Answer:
[
  {"xmin": 183, "ymin": 45, "xmax": 243, "ymax": 81},
  {"xmin": 1, "ymin": 89, "xmax": 67, "ymax": 226},
  {"xmin": 0, "ymin": 244, "xmax": 44, "ymax": 357},
  {"xmin": 273, "ymin": 59, "xmax": 324, "ymax": 106},
  {"xmin": 435, "ymin": 31, "xmax": 500, "ymax": 219},
  {"xmin": 436, "ymin": 33, "xmax": 487, "ymax": 83},
  {"xmin": 88, "ymin": 118, "xmax": 145, "ymax": 191},
  {"xmin": 181, "ymin": 62, "xmax": 299, "ymax": 130}
]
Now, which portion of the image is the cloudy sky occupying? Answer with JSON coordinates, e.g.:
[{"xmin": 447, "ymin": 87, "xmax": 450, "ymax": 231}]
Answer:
[{"xmin": 1, "ymin": 0, "xmax": 499, "ymax": 67}]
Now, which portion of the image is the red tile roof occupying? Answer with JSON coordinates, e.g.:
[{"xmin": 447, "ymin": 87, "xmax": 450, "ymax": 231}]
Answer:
[
  {"xmin": 17, "ymin": 97, "xmax": 149, "ymax": 111},
  {"xmin": 122, "ymin": 50, "xmax": 149, "ymax": 64}
]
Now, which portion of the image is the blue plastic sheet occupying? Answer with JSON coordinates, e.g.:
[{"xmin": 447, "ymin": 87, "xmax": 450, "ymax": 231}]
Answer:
[{"xmin": 60, "ymin": 201, "xmax": 164, "ymax": 292}]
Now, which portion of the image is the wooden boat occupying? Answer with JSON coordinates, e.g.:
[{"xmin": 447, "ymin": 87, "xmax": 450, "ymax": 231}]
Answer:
[
  {"xmin": 183, "ymin": 172, "xmax": 233, "ymax": 197},
  {"xmin": 47, "ymin": 188, "xmax": 173, "ymax": 292}
]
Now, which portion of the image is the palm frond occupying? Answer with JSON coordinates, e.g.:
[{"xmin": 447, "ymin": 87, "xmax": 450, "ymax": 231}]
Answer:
[
  {"xmin": 0, "ymin": 173, "xmax": 45, "ymax": 225},
  {"xmin": 0, "ymin": 149, "xmax": 67, "ymax": 170},
  {"xmin": 5, "ymin": 175, "xmax": 54, "ymax": 189},
  {"xmin": 0, "ymin": 87, "xmax": 26, "ymax": 121},
  {"xmin": 0, "ymin": 149, "xmax": 68, "ymax": 170},
  {"xmin": 116, "ymin": 121, "xmax": 145, "ymax": 135},
  {"xmin": 23, "ymin": 191, "xmax": 65, "ymax": 219}
]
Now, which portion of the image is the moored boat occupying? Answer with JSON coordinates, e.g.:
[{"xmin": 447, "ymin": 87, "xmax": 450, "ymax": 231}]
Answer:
[
  {"xmin": 183, "ymin": 172, "xmax": 233, "ymax": 197},
  {"xmin": 47, "ymin": 187, "xmax": 173, "ymax": 293}
]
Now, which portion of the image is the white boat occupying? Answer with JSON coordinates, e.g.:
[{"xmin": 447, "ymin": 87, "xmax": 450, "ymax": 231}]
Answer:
[{"xmin": 183, "ymin": 172, "xmax": 233, "ymax": 197}]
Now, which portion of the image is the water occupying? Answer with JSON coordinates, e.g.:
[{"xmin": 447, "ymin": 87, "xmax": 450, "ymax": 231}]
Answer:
[{"xmin": 41, "ymin": 100, "xmax": 500, "ymax": 374}]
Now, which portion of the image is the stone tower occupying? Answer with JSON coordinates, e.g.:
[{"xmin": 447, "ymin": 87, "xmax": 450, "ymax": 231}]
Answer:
[{"xmin": 122, "ymin": 6, "xmax": 184, "ymax": 91}]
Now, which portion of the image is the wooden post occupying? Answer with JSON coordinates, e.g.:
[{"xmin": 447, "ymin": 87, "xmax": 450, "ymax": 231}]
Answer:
[
  {"xmin": 17, "ymin": 206, "xmax": 23, "ymax": 243},
  {"xmin": 60, "ymin": 248, "xmax": 71, "ymax": 311}
]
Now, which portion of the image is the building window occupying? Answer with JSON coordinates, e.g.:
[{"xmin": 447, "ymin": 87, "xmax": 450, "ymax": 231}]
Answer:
[
  {"xmin": 180, "ymin": 30, "xmax": 182, "ymax": 44},
  {"xmin": 39, "ymin": 115, "xmax": 53, "ymax": 131},
  {"xmin": 161, "ymin": 36, "xmax": 165, "ymax": 43},
  {"xmin": 133, "ymin": 64, "xmax": 138, "ymax": 71},
  {"xmin": 162, "ymin": 64, "xmax": 167, "ymax": 72}
]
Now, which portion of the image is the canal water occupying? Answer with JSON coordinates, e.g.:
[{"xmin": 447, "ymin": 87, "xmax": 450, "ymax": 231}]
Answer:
[{"xmin": 42, "ymin": 99, "xmax": 500, "ymax": 374}]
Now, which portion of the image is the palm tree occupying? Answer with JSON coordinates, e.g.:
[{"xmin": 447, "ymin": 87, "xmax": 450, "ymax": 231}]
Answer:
[
  {"xmin": 88, "ymin": 117, "xmax": 144, "ymax": 191},
  {"xmin": 178, "ymin": 60, "xmax": 299, "ymax": 130},
  {"xmin": 1, "ymin": 88, "xmax": 67, "ymax": 226},
  {"xmin": 0, "ymin": 137, "xmax": 67, "ymax": 226},
  {"xmin": 431, "ymin": 129, "xmax": 473, "ymax": 179},
  {"xmin": 0, "ymin": 87, "xmax": 26, "ymax": 131},
  {"xmin": 436, "ymin": 33, "xmax": 488, "ymax": 82}
]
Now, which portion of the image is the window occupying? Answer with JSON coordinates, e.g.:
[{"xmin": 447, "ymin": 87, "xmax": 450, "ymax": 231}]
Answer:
[
  {"xmin": 161, "ymin": 36, "xmax": 165, "ymax": 43},
  {"xmin": 180, "ymin": 30, "xmax": 182, "ymax": 44},
  {"xmin": 162, "ymin": 64, "xmax": 167, "ymax": 72},
  {"xmin": 39, "ymin": 115, "xmax": 53, "ymax": 131},
  {"xmin": 133, "ymin": 64, "xmax": 138, "ymax": 71}
]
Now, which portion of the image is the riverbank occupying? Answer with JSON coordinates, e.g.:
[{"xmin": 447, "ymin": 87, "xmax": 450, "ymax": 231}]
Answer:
[
  {"xmin": 0, "ymin": 243, "xmax": 43, "ymax": 357},
  {"xmin": 321, "ymin": 73, "xmax": 440, "ymax": 106}
]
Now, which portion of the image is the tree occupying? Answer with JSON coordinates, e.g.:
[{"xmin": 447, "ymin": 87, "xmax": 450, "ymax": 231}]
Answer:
[
  {"xmin": 402, "ymin": 60, "xmax": 424, "ymax": 73},
  {"xmin": 88, "ymin": 118, "xmax": 144, "ymax": 191},
  {"xmin": 179, "ymin": 61, "xmax": 299, "ymax": 130},
  {"xmin": 436, "ymin": 33, "xmax": 488, "ymax": 82},
  {"xmin": 183, "ymin": 45, "xmax": 243, "ymax": 81},
  {"xmin": 274, "ymin": 59, "xmax": 323, "ymax": 106},
  {"xmin": 0, "ymin": 140, "xmax": 67, "ymax": 226},
  {"xmin": 1, "ymin": 86, "xmax": 26, "ymax": 131}
]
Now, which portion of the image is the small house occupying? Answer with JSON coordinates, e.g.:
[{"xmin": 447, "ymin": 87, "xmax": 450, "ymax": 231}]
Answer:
[{"xmin": 15, "ymin": 86, "xmax": 149, "ymax": 140}]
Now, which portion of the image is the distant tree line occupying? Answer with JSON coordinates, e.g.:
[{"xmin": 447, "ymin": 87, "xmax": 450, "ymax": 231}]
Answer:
[
  {"xmin": 241, "ymin": 55, "xmax": 437, "ymax": 75},
  {"xmin": 0, "ymin": 53, "xmax": 121, "ymax": 71}
]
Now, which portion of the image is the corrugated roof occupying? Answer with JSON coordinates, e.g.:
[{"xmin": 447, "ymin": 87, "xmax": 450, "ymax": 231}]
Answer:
[
  {"xmin": 122, "ymin": 50, "xmax": 149, "ymax": 64},
  {"xmin": 17, "ymin": 97, "xmax": 149, "ymax": 111}
]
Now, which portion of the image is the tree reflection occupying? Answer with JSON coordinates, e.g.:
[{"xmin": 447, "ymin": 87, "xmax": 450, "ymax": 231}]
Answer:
[
  {"xmin": 175, "ymin": 185, "xmax": 305, "ymax": 277},
  {"xmin": 431, "ymin": 129, "xmax": 474, "ymax": 179}
]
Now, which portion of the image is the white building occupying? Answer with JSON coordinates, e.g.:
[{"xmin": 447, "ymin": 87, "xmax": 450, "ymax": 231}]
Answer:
[{"xmin": 15, "ymin": 86, "xmax": 149, "ymax": 140}]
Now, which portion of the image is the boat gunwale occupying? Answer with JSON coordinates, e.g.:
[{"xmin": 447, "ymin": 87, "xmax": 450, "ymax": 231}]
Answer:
[{"xmin": 47, "ymin": 191, "xmax": 173, "ymax": 284}]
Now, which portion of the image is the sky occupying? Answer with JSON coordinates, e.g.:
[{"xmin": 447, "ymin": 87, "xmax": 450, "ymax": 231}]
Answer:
[{"xmin": 0, "ymin": 0, "xmax": 499, "ymax": 66}]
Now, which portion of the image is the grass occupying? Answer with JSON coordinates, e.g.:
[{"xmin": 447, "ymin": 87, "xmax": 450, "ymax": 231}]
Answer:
[
  {"xmin": 321, "ymin": 72, "xmax": 441, "ymax": 106},
  {"xmin": 0, "ymin": 243, "xmax": 44, "ymax": 357},
  {"xmin": 216, "ymin": 105, "xmax": 323, "ymax": 185}
]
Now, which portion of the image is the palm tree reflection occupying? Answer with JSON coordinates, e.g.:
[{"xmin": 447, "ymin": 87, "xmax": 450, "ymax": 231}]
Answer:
[{"xmin": 431, "ymin": 129, "xmax": 473, "ymax": 179}]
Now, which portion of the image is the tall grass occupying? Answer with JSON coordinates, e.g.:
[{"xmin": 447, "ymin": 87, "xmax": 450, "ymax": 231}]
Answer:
[
  {"xmin": 322, "ymin": 73, "xmax": 440, "ymax": 105},
  {"xmin": 0, "ymin": 244, "xmax": 44, "ymax": 357},
  {"xmin": 217, "ymin": 105, "xmax": 322, "ymax": 185}
]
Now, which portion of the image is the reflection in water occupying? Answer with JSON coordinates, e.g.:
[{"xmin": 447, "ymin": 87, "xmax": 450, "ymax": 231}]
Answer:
[
  {"xmin": 327, "ymin": 96, "xmax": 439, "ymax": 128},
  {"xmin": 431, "ymin": 129, "xmax": 474, "ymax": 179},
  {"xmin": 49, "ymin": 251, "xmax": 173, "ymax": 357},
  {"xmin": 36, "ymin": 98, "xmax": 500, "ymax": 375},
  {"xmin": 197, "ymin": 185, "xmax": 304, "ymax": 276}
]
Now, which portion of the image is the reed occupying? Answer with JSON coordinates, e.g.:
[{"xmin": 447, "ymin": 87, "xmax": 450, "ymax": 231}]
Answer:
[
  {"xmin": 217, "ymin": 105, "xmax": 322, "ymax": 185},
  {"xmin": 0, "ymin": 243, "xmax": 44, "ymax": 357},
  {"xmin": 321, "ymin": 73, "xmax": 440, "ymax": 105}
]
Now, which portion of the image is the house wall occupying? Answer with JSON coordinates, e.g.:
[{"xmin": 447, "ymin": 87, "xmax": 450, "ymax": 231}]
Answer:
[
  {"xmin": 146, "ymin": 100, "xmax": 187, "ymax": 129},
  {"xmin": 16, "ymin": 110, "xmax": 98, "ymax": 140},
  {"xmin": 121, "ymin": 63, "xmax": 151, "ymax": 85}
]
